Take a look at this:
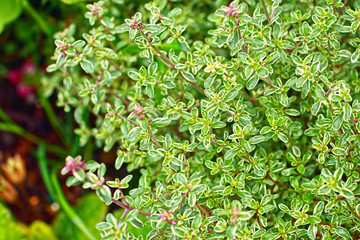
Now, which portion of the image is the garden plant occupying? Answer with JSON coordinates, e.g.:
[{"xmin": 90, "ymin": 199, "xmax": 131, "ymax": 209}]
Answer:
[{"xmin": 42, "ymin": 0, "xmax": 360, "ymax": 239}]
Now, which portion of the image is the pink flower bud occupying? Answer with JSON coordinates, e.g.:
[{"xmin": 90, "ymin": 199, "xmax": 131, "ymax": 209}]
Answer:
[
  {"xmin": 16, "ymin": 83, "xmax": 34, "ymax": 99},
  {"xmin": 61, "ymin": 156, "xmax": 86, "ymax": 175},
  {"xmin": 224, "ymin": 6, "xmax": 234, "ymax": 16},
  {"xmin": 21, "ymin": 60, "xmax": 36, "ymax": 75},
  {"xmin": 8, "ymin": 69, "xmax": 22, "ymax": 85},
  {"xmin": 232, "ymin": 208, "xmax": 239, "ymax": 218}
]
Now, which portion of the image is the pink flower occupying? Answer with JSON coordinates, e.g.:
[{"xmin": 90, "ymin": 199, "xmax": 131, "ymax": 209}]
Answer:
[
  {"xmin": 159, "ymin": 209, "xmax": 176, "ymax": 225},
  {"xmin": 16, "ymin": 83, "xmax": 34, "ymax": 99},
  {"xmin": 21, "ymin": 60, "xmax": 36, "ymax": 75},
  {"xmin": 224, "ymin": 6, "xmax": 234, "ymax": 16},
  {"xmin": 168, "ymin": 219, "xmax": 176, "ymax": 225},
  {"xmin": 232, "ymin": 208, "xmax": 239, "ymax": 218},
  {"xmin": 132, "ymin": 104, "xmax": 145, "ymax": 119},
  {"xmin": 90, "ymin": 5, "xmax": 99, "ymax": 15},
  {"xmin": 133, "ymin": 104, "xmax": 144, "ymax": 115},
  {"xmin": 61, "ymin": 156, "xmax": 86, "ymax": 175},
  {"xmin": 8, "ymin": 69, "xmax": 22, "ymax": 85},
  {"xmin": 129, "ymin": 19, "xmax": 138, "ymax": 29}
]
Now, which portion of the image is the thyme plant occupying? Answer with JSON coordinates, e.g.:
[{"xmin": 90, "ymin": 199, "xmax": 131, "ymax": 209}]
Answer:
[{"xmin": 45, "ymin": 0, "xmax": 360, "ymax": 239}]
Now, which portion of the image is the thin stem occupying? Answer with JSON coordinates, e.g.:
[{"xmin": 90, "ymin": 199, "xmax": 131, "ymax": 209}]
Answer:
[
  {"xmin": 35, "ymin": 145, "xmax": 57, "ymax": 202},
  {"xmin": 188, "ymin": 80, "xmax": 205, "ymax": 95},
  {"xmin": 23, "ymin": 0, "xmax": 53, "ymax": 37},
  {"xmin": 177, "ymin": 74, "xmax": 184, "ymax": 101},
  {"xmin": 284, "ymin": 41, "xmax": 302, "ymax": 53},
  {"xmin": 36, "ymin": 80, "xmax": 68, "ymax": 146},
  {"xmin": 261, "ymin": 0, "xmax": 271, "ymax": 22},
  {"xmin": 166, "ymin": 125, "xmax": 189, "ymax": 141},
  {"xmin": 184, "ymin": 102, "xmax": 201, "ymax": 111},
  {"xmin": 112, "ymin": 198, "xmax": 152, "ymax": 216},
  {"xmin": 326, "ymin": 38, "xmax": 337, "ymax": 81},
  {"xmin": 157, "ymin": 191, "xmax": 172, "ymax": 200},
  {"xmin": 104, "ymin": 86, "xmax": 130, "ymax": 106},
  {"xmin": 151, "ymin": 45, "xmax": 176, "ymax": 70},
  {"xmin": 264, "ymin": 77, "xmax": 280, "ymax": 89},
  {"xmin": 196, "ymin": 202, "xmax": 211, "ymax": 217},
  {"xmin": 150, "ymin": 230, "xmax": 167, "ymax": 240},
  {"xmin": 140, "ymin": 32, "xmax": 206, "ymax": 96},
  {"xmin": 51, "ymin": 170, "xmax": 97, "ymax": 240},
  {"xmin": 325, "ymin": 85, "xmax": 334, "ymax": 97},
  {"xmin": 140, "ymin": 32, "xmax": 176, "ymax": 70},
  {"xmin": 266, "ymin": 175, "xmax": 291, "ymax": 190},
  {"xmin": 345, "ymin": 199, "xmax": 360, "ymax": 221},
  {"xmin": 155, "ymin": 54, "xmax": 175, "ymax": 69},
  {"xmin": 0, "ymin": 108, "xmax": 16, "ymax": 124},
  {"xmin": 148, "ymin": 126, "xmax": 162, "ymax": 148},
  {"xmin": 118, "ymin": 114, "xmax": 138, "ymax": 126},
  {"xmin": 0, "ymin": 122, "xmax": 67, "ymax": 157},
  {"xmin": 339, "ymin": 0, "xmax": 348, "ymax": 15}
]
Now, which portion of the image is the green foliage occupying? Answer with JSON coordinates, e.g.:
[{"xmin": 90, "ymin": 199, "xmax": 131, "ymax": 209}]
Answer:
[
  {"xmin": 0, "ymin": 0, "xmax": 23, "ymax": 33},
  {"xmin": 0, "ymin": 203, "xmax": 25, "ymax": 240},
  {"xmin": 53, "ymin": 193, "xmax": 108, "ymax": 239},
  {"xmin": 28, "ymin": 221, "xmax": 58, "ymax": 240},
  {"xmin": 46, "ymin": 0, "xmax": 360, "ymax": 239}
]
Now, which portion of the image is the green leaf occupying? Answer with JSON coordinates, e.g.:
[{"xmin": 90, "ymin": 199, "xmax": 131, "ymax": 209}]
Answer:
[
  {"xmin": 96, "ymin": 185, "xmax": 112, "ymax": 204},
  {"xmin": 46, "ymin": 64, "xmax": 59, "ymax": 73},
  {"xmin": 204, "ymin": 74, "xmax": 216, "ymax": 88},
  {"xmin": 128, "ymin": 127, "xmax": 141, "ymax": 141},
  {"xmin": 343, "ymin": 103, "xmax": 352, "ymax": 122},
  {"xmin": 224, "ymin": 89, "xmax": 239, "ymax": 102},
  {"xmin": 351, "ymin": 50, "xmax": 360, "ymax": 63},
  {"xmin": 181, "ymin": 71, "xmax": 194, "ymax": 82},
  {"xmin": 249, "ymin": 135, "xmax": 265, "ymax": 144},
  {"xmin": 277, "ymin": 132, "xmax": 288, "ymax": 143},
  {"xmin": 172, "ymin": 226, "xmax": 186, "ymax": 237},
  {"xmin": 54, "ymin": 194, "xmax": 107, "ymax": 240},
  {"xmin": 333, "ymin": 227, "xmax": 352, "ymax": 240},
  {"xmin": 29, "ymin": 221, "xmax": 58, "ymax": 240},
  {"xmin": 313, "ymin": 201, "xmax": 324, "ymax": 215},
  {"xmin": 96, "ymin": 222, "xmax": 112, "ymax": 231},
  {"xmin": 0, "ymin": 203, "xmax": 25, "ymax": 239},
  {"xmin": 285, "ymin": 109, "xmax": 300, "ymax": 116},
  {"xmin": 257, "ymin": 67, "xmax": 269, "ymax": 78},
  {"xmin": 56, "ymin": 54, "xmax": 67, "ymax": 66},
  {"xmin": 340, "ymin": 188, "xmax": 353, "ymax": 198},
  {"xmin": 151, "ymin": 118, "xmax": 171, "ymax": 127},
  {"xmin": 332, "ymin": 147, "xmax": 345, "ymax": 155},
  {"xmin": 145, "ymin": 24, "xmax": 162, "ymax": 32},
  {"xmin": 246, "ymin": 75, "xmax": 259, "ymax": 90},
  {"xmin": 72, "ymin": 40, "xmax": 86, "ymax": 48},
  {"xmin": 311, "ymin": 101, "xmax": 321, "ymax": 116},
  {"xmin": 168, "ymin": 8, "xmax": 182, "ymax": 17},
  {"xmin": 120, "ymin": 175, "xmax": 133, "ymax": 185},
  {"xmin": 188, "ymin": 192, "xmax": 196, "ymax": 207},
  {"xmin": 80, "ymin": 59, "xmax": 94, "ymax": 73},
  {"xmin": 0, "ymin": 0, "xmax": 23, "ymax": 33},
  {"xmin": 225, "ymin": 149, "xmax": 238, "ymax": 160},
  {"xmin": 125, "ymin": 209, "xmax": 138, "ymax": 222},
  {"xmin": 308, "ymin": 224, "xmax": 317, "ymax": 240},
  {"xmin": 332, "ymin": 114, "xmax": 343, "ymax": 130}
]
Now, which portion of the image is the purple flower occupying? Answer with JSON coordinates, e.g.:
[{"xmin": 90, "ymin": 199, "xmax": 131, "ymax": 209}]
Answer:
[
  {"xmin": 159, "ymin": 209, "xmax": 176, "ymax": 225},
  {"xmin": 21, "ymin": 60, "xmax": 36, "ymax": 75},
  {"xmin": 8, "ymin": 69, "xmax": 22, "ymax": 85},
  {"xmin": 129, "ymin": 19, "xmax": 138, "ymax": 29},
  {"xmin": 61, "ymin": 156, "xmax": 86, "ymax": 175},
  {"xmin": 90, "ymin": 5, "xmax": 99, "ymax": 15},
  {"xmin": 232, "ymin": 208, "xmax": 239, "ymax": 218},
  {"xmin": 131, "ymin": 104, "xmax": 145, "ymax": 119},
  {"xmin": 224, "ymin": 6, "xmax": 234, "ymax": 16},
  {"xmin": 133, "ymin": 104, "xmax": 144, "ymax": 115}
]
